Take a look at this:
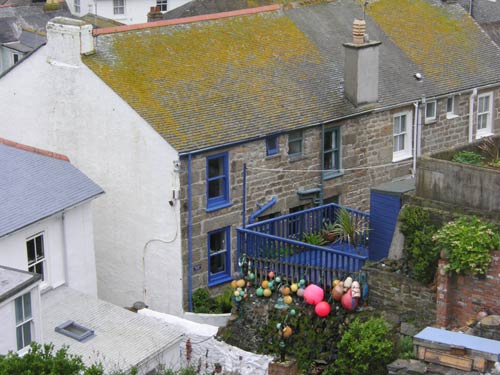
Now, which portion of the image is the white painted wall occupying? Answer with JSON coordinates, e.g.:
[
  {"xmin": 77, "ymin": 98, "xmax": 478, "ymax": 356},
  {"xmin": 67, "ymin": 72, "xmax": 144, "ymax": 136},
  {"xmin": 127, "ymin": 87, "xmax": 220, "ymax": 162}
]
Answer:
[
  {"xmin": 65, "ymin": 0, "xmax": 192, "ymax": 24},
  {"xmin": 0, "ymin": 204, "xmax": 97, "ymax": 295},
  {"xmin": 0, "ymin": 284, "xmax": 42, "ymax": 355},
  {"xmin": 0, "ymin": 21, "xmax": 183, "ymax": 316}
]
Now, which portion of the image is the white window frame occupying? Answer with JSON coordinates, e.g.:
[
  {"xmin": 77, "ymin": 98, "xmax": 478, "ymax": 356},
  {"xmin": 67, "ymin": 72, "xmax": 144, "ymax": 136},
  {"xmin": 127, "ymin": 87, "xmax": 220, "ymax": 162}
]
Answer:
[
  {"xmin": 157, "ymin": 0, "xmax": 168, "ymax": 12},
  {"xmin": 26, "ymin": 232, "xmax": 46, "ymax": 282},
  {"xmin": 425, "ymin": 100, "xmax": 437, "ymax": 123},
  {"xmin": 446, "ymin": 96, "xmax": 458, "ymax": 119},
  {"xmin": 477, "ymin": 92, "xmax": 493, "ymax": 139},
  {"xmin": 113, "ymin": 0, "xmax": 125, "ymax": 15},
  {"xmin": 74, "ymin": 0, "xmax": 80, "ymax": 13},
  {"xmin": 392, "ymin": 111, "xmax": 413, "ymax": 162},
  {"xmin": 15, "ymin": 292, "xmax": 33, "ymax": 351}
]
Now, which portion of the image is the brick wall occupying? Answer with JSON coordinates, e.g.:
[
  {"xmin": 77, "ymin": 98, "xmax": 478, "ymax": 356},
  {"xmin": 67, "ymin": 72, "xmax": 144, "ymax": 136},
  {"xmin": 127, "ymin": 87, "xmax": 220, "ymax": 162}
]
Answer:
[{"xmin": 436, "ymin": 252, "xmax": 500, "ymax": 328}]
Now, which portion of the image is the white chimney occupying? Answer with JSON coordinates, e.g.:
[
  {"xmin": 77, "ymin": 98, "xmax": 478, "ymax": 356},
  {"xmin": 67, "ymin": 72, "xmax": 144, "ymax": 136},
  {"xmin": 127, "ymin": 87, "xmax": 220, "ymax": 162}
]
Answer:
[
  {"xmin": 46, "ymin": 17, "xmax": 94, "ymax": 67},
  {"xmin": 343, "ymin": 19, "xmax": 381, "ymax": 106}
]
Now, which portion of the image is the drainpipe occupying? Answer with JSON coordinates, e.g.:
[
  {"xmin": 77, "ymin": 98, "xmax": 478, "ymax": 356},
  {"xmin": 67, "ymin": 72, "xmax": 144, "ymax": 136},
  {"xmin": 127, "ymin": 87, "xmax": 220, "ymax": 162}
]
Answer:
[
  {"xmin": 187, "ymin": 153, "xmax": 193, "ymax": 312},
  {"xmin": 469, "ymin": 88, "xmax": 478, "ymax": 143},
  {"xmin": 319, "ymin": 123, "xmax": 325, "ymax": 205},
  {"xmin": 61, "ymin": 211, "xmax": 69, "ymax": 286},
  {"xmin": 248, "ymin": 196, "xmax": 277, "ymax": 224},
  {"xmin": 412, "ymin": 101, "xmax": 419, "ymax": 178},
  {"xmin": 242, "ymin": 163, "xmax": 247, "ymax": 228}
]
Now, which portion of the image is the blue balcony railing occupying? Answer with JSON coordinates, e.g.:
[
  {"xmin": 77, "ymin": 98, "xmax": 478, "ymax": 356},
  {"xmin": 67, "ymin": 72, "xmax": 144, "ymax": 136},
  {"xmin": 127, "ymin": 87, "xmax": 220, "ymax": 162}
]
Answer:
[{"xmin": 237, "ymin": 203, "xmax": 369, "ymax": 287}]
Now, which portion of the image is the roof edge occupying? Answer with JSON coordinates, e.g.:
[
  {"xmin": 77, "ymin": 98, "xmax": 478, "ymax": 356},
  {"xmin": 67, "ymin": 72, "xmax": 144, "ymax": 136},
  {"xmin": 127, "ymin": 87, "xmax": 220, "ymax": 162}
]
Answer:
[
  {"xmin": 0, "ymin": 265, "xmax": 41, "ymax": 304},
  {"xmin": 93, "ymin": 4, "xmax": 282, "ymax": 36},
  {"xmin": 0, "ymin": 137, "xmax": 69, "ymax": 161}
]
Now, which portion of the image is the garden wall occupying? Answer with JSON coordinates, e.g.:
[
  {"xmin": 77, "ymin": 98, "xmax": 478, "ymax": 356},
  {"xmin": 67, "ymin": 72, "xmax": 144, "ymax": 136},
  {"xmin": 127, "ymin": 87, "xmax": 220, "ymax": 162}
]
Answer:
[
  {"xmin": 416, "ymin": 156, "xmax": 500, "ymax": 213},
  {"xmin": 436, "ymin": 251, "xmax": 500, "ymax": 328},
  {"xmin": 364, "ymin": 264, "xmax": 436, "ymax": 327}
]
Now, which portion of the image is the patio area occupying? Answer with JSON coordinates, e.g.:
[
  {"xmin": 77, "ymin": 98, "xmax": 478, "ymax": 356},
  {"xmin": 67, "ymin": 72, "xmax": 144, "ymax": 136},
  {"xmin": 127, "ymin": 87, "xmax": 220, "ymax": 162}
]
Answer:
[{"xmin": 237, "ymin": 203, "xmax": 369, "ymax": 287}]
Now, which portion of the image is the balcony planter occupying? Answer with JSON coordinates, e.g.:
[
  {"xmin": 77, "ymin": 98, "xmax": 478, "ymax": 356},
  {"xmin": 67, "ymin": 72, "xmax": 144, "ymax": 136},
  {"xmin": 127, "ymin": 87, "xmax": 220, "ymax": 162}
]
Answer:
[{"xmin": 268, "ymin": 359, "xmax": 298, "ymax": 375}]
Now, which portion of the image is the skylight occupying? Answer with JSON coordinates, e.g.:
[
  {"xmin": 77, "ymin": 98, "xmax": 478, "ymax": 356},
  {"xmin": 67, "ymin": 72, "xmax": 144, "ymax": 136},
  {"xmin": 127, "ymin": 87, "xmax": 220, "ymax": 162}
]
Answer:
[{"xmin": 55, "ymin": 320, "xmax": 94, "ymax": 342}]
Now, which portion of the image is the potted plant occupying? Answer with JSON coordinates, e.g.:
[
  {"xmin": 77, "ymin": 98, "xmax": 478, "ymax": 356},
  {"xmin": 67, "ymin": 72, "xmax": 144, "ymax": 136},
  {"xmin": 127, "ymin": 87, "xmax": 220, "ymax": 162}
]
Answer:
[
  {"xmin": 302, "ymin": 232, "xmax": 327, "ymax": 247},
  {"xmin": 332, "ymin": 208, "xmax": 368, "ymax": 253},
  {"xmin": 322, "ymin": 220, "xmax": 337, "ymax": 243}
]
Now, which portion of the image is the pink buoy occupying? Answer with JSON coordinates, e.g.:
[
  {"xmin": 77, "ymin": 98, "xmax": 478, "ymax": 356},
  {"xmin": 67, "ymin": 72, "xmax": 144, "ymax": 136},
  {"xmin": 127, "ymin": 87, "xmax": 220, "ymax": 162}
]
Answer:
[
  {"xmin": 303, "ymin": 284, "xmax": 324, "ymax": 305},
  {"xmin": 341, "ymin": 288, "xmax": 358, "ymax": 311},
  {"xmin": 315, "ymin": 301, "xmax": 331, "ymax": 317}
]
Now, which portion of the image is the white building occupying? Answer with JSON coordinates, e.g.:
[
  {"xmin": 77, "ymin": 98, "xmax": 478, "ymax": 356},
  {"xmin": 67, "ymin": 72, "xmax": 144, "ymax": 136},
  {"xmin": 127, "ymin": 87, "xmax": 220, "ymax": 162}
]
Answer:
[
  {"xmin": 0, "ymin": 138, "xmax": 183, "ymax": 373},
  {"xmin": 65, "ymin": 0, "xmax": 192, "ymax": 24}
]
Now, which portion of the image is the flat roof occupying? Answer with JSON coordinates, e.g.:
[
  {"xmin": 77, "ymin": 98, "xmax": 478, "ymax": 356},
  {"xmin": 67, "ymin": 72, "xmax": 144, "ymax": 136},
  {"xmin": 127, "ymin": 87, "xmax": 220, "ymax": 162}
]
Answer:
[{"xmin": 0, "ymin": 265, "xmax": 41, "ymax": 303}]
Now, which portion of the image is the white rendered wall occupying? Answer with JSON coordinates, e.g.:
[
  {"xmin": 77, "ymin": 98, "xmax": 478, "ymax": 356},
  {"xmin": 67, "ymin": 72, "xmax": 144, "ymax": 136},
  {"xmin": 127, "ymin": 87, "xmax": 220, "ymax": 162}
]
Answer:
[
  {"xmin": 0, "ymin": 39, "xmax": 183, "ymax": 315},
  {"xmin": 0, "ymin": 204, "xmax": 97, "ymax": 295},
  {"xmin": 65, "ymin": 0, "xmax": 192, "ymax": 24},
  {"xmin": 0, "ymin": 284, "xmax": 42, "ymax": 355}
]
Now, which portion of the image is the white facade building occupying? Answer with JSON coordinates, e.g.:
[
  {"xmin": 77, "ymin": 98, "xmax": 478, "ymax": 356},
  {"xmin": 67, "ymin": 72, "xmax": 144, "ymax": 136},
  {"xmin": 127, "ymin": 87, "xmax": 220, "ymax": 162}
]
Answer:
[
  {"xmin": 0, "ymin": 18, "xmax": 184, "ymax": 316},
  {"xmin": 65, "ymin": 0, "xmax": 192, "ymax": 24}
]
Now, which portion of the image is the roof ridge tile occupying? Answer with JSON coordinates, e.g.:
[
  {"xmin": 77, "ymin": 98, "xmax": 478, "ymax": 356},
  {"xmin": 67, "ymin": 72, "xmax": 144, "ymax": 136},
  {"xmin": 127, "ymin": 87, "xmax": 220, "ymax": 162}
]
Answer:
[{"xmin": 0, "ymin": 137, "xmax": 69, "ymax": 161}]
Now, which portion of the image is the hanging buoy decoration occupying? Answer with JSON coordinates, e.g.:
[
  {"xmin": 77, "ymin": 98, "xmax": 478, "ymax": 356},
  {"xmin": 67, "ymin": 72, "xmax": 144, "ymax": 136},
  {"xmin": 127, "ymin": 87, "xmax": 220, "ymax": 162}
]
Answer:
[
  {"xmin": 268, "ymin": 281, "xmax": 275, "ymax": 291},
  {"xmin": 344, "ymin": 276, "xmax": 353, "ymax": 290},
  {"xmin": 231, "ymin": 280, "xmax": 238, "ymax": 289},
  {"xmin": 303, "ymin": 284, "xmax": 324, "ymax": 305},
  {"xmin": 236, "ymin": 279, "xmax": 246, "ymax": 288},
  {"xmin": 249, "ymin": 273, "xmax": 256, "ymax": 280},
  {"xmin": 290, "ymin": 283, "xmax": 298, "ymax": 293},
  {"xmin": 275, "ymin": 276, "xmax": 281, "ymax": 283},
  {"xmin": 263, "ymin": 288, "xmax": 272, "ymax": 297},
  {"xmin": 332, "ymin": 281, "xmax": 344, "ymax": 301},
  {"xmin": 315, "ymin": 301, "xmax": 331, "ymax": 317},
  {"xmin": 299, "ymin": 279, "xmax": 306, "ymax": 287},
  {"xmin": 281, "ymin": 286, "xmax": 291, "ymax": 296},
  {"xmin": 341, "ymin": 288, "xmax": 358, "ymax": 311},
  {"xmin": 297, "ymin": 288, "xmax": 305, "ymax": 298},
  {"xmin": 268, "ymin": 271, "xmax": 275, "ymax": 279},
  {"xmin": 283, "ymin": 295, "xmax": 293, "ymax": 305},
  {"xmin": 262, "ymin": 280, "xmax": 269, "ymax": 289},
  {"xmin": 351, "ymin": 281, "xmax": 361, "ymax": 298},
  {"xmin": 281, "ymin": 326, "xmax": 293, "ymax": 339},
  {"xmin": 256, "ymin": 287, "xmax": 264, "ymax": 297}
]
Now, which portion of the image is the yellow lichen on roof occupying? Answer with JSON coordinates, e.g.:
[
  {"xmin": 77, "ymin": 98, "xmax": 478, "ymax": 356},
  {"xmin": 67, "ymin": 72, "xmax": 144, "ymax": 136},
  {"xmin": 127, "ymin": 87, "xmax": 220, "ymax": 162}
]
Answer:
[
  {"xmin": 83, "ymin": 12, "xmax": 322, "ymax": 151},
  {"xmin": 368, "ymin": 0, "xmax": 481, "ymax": 84}
]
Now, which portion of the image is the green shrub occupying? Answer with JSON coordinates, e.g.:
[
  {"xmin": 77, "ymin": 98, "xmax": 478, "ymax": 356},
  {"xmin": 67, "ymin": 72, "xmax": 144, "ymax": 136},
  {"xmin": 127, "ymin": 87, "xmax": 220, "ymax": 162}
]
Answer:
[
  {"xmin": 43, "ymin": 2, "xmax": 61, "ymax": 11},
  {"xmin": 451, "ymin": 151, "xmax": 484, "ymax": 166},
  {"xmin": 192, "ymin": 287, "xmax": 232, "ymax": 313},
  {"xmin": 302, "ymin": 232, "xmax": 327, "ymax": 246},
  {"xmin": 399, "ymin": 206, "xmax": 439, "ymax": 284},
  {"xmin": 334, "ymin": 317, "xmax": 395, "ymax": 375},
  {"xmin": 397, "ymin": 336, "xmax": 414, "ymax": 360},
  {"xmin": 434, "ymin": 216, "xmax": 500, "ymax": 275}
]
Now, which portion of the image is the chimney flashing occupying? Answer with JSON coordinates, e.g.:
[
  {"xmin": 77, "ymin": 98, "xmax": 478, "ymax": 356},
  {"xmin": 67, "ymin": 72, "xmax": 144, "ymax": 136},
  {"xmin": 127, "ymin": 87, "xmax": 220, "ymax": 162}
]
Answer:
[{"xmin": 342, "ymin": 40, "xmax": 382, "ymax": 50}]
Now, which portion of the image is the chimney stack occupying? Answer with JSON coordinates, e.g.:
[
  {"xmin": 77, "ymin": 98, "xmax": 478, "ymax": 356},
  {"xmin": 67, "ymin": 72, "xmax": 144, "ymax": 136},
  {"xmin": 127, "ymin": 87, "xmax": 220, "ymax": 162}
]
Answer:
[
  {"xmin": 343, "ymin": 19, "xmax": 381, "ymax": 106},
  {"xmin": 46, "ymin": 17, "xmax": 94, "ymax": 67},
  {"xmin": 148, "ymin": 6, "xmax": 164, "ymax": 22}
]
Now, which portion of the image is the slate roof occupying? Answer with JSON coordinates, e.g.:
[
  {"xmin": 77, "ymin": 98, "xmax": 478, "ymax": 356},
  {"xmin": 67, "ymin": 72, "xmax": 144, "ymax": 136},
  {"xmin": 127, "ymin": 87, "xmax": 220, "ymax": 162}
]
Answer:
[
  {"xmin": 0, "ymin": 140, "xmax": 104, "ymax": 238},
  {"xmin": 42, "ymin": 286, "xmax": 184, "ymax": 373},
  {"xmin": 0, "ymin": 265, "xmax": 41, "ymax": 304},
  {"xmin": 458, "ymin": 0, "xmax": 500, "ymax": 23},
  {"xmin": 83, "ymin": 0, "xmax": 500, "ymax": 154}
]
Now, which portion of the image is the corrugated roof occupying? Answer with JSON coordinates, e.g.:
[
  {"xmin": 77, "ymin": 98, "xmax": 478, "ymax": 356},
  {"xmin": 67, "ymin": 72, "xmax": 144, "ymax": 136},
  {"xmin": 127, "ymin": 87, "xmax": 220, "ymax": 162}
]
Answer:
[
  {"xmin": 0, "ymin": 142, "xmax": 104, "ymax": 237},
  {"xmin": 83, "ymin": 0, "xmax": 500, "ymax": 154},
  {"xmin": 42, "ymin": 286, "xmax": 183, "ymax": 372}
]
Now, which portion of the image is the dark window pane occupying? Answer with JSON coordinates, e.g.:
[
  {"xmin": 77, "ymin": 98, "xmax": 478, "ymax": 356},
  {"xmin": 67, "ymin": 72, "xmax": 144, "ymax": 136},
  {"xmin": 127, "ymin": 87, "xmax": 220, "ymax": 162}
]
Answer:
[
  {"xmin": 324, "ymin": 152, "xmax": 332, "ymax": 170},
  {"xmin": 35, "ymin": 236, "xmax": 44, "ymax": 259},
  {"xmin": 35, "ymin": 263, "xmax": 44, "ymax": 280},
  {"xmin": 209, "ymin": 232, "xmax": 225, "ymax": 252},
  {"xmin": 208, "ymin": 179, "xmax": 223, "ymax": 198},
  {"xmin": 210, "ymin": 253, "xmax": 225, "ymax": 274},
  {"xmin": 15, "ymin": 297, "xmax": 23, "ymax": 323},
  {"xmin": 16, "ymin": 326, "xmax": 23, "ymax": 350},
  {"xmin": 23, "ymin": 323, "xmax": 31, "ymax": 347},
  {"xmin": 208, "ymin": 158, "xmax": 222, "ymax": 178},
  {"xmin": 289, "ymin": 141, "xmax": 301, "ymax": 155},
  {"xmin": 325, "ymin": 131, "xmax": 333, "ymax": 150},
  {"xmin": 27, "ymin": 240, "xmax": 35, "ymax": 264},
  {"xmin": 23, "ymin": 294, "xmax": 31, "ymax": 319}
]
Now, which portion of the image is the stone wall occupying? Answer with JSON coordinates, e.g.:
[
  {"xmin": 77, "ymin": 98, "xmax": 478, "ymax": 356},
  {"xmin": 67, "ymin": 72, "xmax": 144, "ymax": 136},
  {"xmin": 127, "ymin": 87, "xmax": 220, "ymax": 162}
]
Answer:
[
  {"xmin": 436, "ymin": 252, "xmax": 500, "ymax": 328},
  {"xmin": 364, "ymin": 263, "xmax": 436, "ymax": 327},
  {"xmin": 178, "ymin": 87, "xmax": 500, "ymax": 306}
]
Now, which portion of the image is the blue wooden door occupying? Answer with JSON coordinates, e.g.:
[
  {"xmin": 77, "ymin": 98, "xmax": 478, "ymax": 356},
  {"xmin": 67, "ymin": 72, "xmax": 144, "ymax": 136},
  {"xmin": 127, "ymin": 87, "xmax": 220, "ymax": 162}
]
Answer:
[{"xmin": 369, "ymin": 191, "xmax": 401, "ymax": 261}]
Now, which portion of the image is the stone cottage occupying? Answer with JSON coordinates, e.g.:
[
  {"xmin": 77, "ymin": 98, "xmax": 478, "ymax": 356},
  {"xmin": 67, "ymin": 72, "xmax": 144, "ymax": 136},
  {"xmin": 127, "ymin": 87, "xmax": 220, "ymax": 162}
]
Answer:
[{"xmin": 0, "ymin": 0, "xmax": 499, "ymax": 312}]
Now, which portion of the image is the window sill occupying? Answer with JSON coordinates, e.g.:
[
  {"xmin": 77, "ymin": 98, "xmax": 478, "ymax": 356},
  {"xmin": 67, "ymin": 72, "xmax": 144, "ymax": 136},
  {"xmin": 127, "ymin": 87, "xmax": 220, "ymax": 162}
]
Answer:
[
  {"xmin": 265, "ymin": 153, "xmax": 280, "ymax": 160},
  {"xmin": 424, "ymin": 119, "xmax": 436, "ymax": 125},
  {"xmin": 446, "ymin": 113, "xmax": 459, "ymax": 120},
  {"xmin": 476, "ymin": 132, "xmax": 494, "ymax": 140},
  {"xmin": 206, "ymin": 202, "xmax": 232, "ymax": 213},
  {"xmin": 288, "ymin": 154, "xmax": 304, "ymax": 163},
  {"xmin": 208, "ymin": 274, "xmax": 233, "ymax": 287},
  {"xmin": 392, "ymin": 153, "xmax": 412, "ymax": 163},
  {"xmin": 323, "ymin": 171, "xmax": 344, "ymax": 181}
]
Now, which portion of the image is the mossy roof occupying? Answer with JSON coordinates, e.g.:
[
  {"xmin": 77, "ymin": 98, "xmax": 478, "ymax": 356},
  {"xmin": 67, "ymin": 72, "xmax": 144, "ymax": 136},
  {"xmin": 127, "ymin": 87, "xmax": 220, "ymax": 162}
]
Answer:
[{"xmin": 83, "ymin": 0, "xmax": 500, "ymax": 154}]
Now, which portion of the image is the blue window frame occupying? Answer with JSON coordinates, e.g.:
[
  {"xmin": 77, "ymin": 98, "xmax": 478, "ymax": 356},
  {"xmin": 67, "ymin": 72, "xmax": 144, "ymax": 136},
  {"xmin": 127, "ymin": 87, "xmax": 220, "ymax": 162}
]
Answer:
[
  {"xmin": 206, "ymin": 152, "xmax": 230, "ymax": 211},
  {"xmin": 323, "ymin": 127, "xmax": 341, "ymax": 179},
  {"xmin": 266, "ymin": 135, "xmax": 279, "ymax": 156},
  {"xmin": 208, "ymin": 227, "xmax": 231, "ymax": 286},
  {"xmin": 288, "ymin": 130, "xmax": 303, "ymax": 158}
]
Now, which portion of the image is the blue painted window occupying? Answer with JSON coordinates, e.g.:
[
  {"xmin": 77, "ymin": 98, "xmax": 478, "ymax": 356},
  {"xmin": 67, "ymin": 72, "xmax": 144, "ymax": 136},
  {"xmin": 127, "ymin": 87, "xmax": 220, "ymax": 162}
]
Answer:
[
  {"xmin": 266, "ymin": 135, "xmax": 279, "ymax": 156},
  {"xmin": 288, "ymin": 130, "xmax": 303, "ymax": 158},
  {"xmin": 206, "ymin": 153, "xmax": 230, "ymax": 211},
  {"xmin": 208, "ymin": 227, "xmax": 231, "ymax": 286},
  {"xmin": 323, "ymin": 128, "xmax": 341, "ymax": 178}
]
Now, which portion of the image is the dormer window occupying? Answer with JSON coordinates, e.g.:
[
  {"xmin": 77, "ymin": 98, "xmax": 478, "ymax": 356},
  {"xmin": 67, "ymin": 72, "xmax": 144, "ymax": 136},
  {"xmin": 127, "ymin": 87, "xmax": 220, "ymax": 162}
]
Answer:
[{"xmin": 156, "ymin": 0, "xmax": 168, "ymax": 12}]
